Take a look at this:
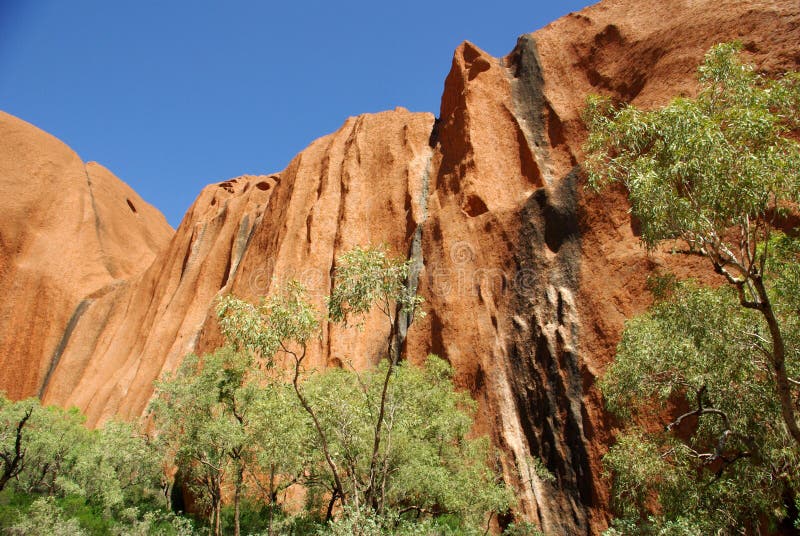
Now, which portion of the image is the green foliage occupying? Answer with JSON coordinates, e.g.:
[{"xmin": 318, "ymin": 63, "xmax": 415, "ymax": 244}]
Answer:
[
  {"xmin": 6, "ymin": 496, "xmax": 87, "ymax": 536},
  {"xmin": 167, "ymin": 245, "xmax": 509, "ymax": 532},
  {"xmin": 111, "ymin": 507, "xmax": 196, "ymax": 536},
  {"xmin": 3, "ymin": 496, "xmax": 196, "ymax": 536},
  {"xmin": 521, "ymin": 455, "xmax": 555, "ymax": 487},
  {"xmin": 321, "ymin": 245, "xmax": 430, "ymax": 516},
  {"xmin": 150, "ymin": 345, "xmax": 307, "ymax": 535},
  {"xmin": 0, "ymin": 397, "xmax": 87, "ymax": 495},
  {"xmin": 585, "ymin": 42, "xmax": 800, "ymax": 252},
  {"xmin": 248, "ymin": 382, "xmax": 310, "ymax": 494},
  {"xmin": 151, "ymin": 347, "xmax": 261, "ymax": 468},
  {"xmin": 317, "ymin": 506, "xmax": 468, "ymax": 536},
  {"xmin": 0, "ymin": 394, "xmax": 179, "ymax": 534},
  {"xmin": 600, "ymin": 281, "xmax": 799, "ymax": 532},
  {"xmin": 151, "ymin": 348, "xmax": 244, "ymax": 514},
  {"xmin": 217, "ymin": 280, "xmax": 320, "ymax": 361},
  {"xmin": 0, "ymin": 488, "xmax": 35, "ymax": 528},
  {"xmin": 150, "ymin": 350, "xmax": 510, "ymax": 533},
  {"xmin": 602, "ymin": 516, "xmax": 708, "ymax": 536},
  {"xmin": 326, "ymin": 244, "xmax": 424, "ymax": 327},
  {"xmin": 644, "ymin": 271, "xmax": 678, "ymax": 301},
  {"xmin": 301, "ymin": 356, "xmax": 512, "ymax": 526},
  {"xmin": 0, "ymin": 395, "xmax": 162, "ymax": 514},
  {"xmin": 586, "ymin": 43, "xmax": 800, "ymax": 533},
  {"xmin": 502, "ymin": 521, "xmax": 545, "ymax": 536},
  {"xmin": 73, "ymin": 421, "xmax": 164, "ymax": 512},
  {"xmin": 317, "ymin": 507, "xmax": 385, "ymax": 536},
  {"xmin": 765, "ymin": 231, "xmax": 800, "ymax": 313},
  {"xmin": 217, "ymin": 498, "xmax": 284, "ymax": 535},
  {"xmin": 601, "ymin": 283, "xmax": 768, "ymax": 420}
]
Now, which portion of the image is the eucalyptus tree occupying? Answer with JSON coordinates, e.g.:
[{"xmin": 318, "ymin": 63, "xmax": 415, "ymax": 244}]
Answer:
[
  {"xmin": 584, "ymin": 42, "xmax": 800, "ymax": 532},
  {"xmin": 217, "ymin": 281, "xmax": 344, "ymax": 519},
  {"xmin": 301, "ymin": 355, "xmax": 512, "ymax": 528},
  {"xmin": 325, "ymin": 245, "xmax": 424, "ymax": 510},
  {"xmin": 149, "ymin": 345, "xmax": 299, "ymax": 536},
  {"xmin": 217, "ymin": 245, "xmax": 424, "ymax": 517},
  {"xmin": 1, "ymin": 394, "xmax": 167, "ymax": 532},
  {"xmin": 0, "ymin": 397, "xmax": 37, "ymax": 492},
  {"xmin": 215, "ymin": 245, "xmax": 514, "ymax": 530}
]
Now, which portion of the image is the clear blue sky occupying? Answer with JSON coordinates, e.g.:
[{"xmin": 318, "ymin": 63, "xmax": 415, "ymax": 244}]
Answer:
[{"xmin": 1, "ymin": 1, "xmax": 595, "ymax": 227}]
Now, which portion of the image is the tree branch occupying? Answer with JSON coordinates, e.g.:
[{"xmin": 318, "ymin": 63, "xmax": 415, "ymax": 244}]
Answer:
[
  {"xmin": 288, "ymin": 343, "xmax": 345, "ymax": 506},
  {"xmin": 752, "ymin": 277, "xmax": 800, "ymax": 446},
  {"xmin": 0, "ymin": 407, "xmax": 32, "ymax": 492}
]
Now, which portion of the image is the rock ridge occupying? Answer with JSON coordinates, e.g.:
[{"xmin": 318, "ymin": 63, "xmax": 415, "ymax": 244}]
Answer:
[{"xmin": 1, "ymin": 1, "xmax": 799, "ymax": 532}]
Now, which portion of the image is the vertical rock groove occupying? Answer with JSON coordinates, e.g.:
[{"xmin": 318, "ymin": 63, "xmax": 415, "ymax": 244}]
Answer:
[
  {"xmin": 503, "ymin": 35, "xmax": 590, "ymax": 534},
  {"xmin": 507, "ymin": 35, "xmax": 555, "ymax": 187},
  {"xmin": 84, "ymin": 165, "xmax": 117, "ymax": 278},
  {"xmin": 394, "ymin": 148, "xmax": 433, "ymax": 359}
]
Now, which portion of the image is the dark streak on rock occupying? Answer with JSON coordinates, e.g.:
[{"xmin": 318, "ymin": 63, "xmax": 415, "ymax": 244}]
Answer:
[
  {"xmin": 39, "ymin": 299, "xmax": 92, "ymax": 398},
  {"xmin": 505, "ymin": 33, "xmax": 592, "ymax": 534}
]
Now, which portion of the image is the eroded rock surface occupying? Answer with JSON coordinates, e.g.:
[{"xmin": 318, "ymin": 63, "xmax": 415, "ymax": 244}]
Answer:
[
  {"xmin": 2, "ymin": 0, "xmax": 799, "ymax": 532},
  {"xmin": 43, "ymin": 109, "xmax": 436, "ymax": 425}
]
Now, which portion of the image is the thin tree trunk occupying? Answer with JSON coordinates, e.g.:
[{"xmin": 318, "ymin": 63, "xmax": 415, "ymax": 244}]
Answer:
[
  {"xmin": 164, "ymin": 480, "xmax": 172, "ymax": 511},
  {"xmin": 267, "ymin": 465, "xmax": 275, "ymax": 536},
  {"xmin": 0, "ymin": 408, "xmax": 32, "ymax": 492},
  {"xmin": 288, "ymin": 345, "xmax": 345, "ymax": 505},
  {"xmin": 754, "ymin": 278, "xmax": 800, "ymax": 446},
  {"xmin": 365, "ymin": 318, "xmax": 396, "ymax": 508},
  {"xmin": 325, "ymin": 491, "xmax": 339, "ymax": 522},
  {"xmin": 234, "ymin": 464, "xmax": 243, "ymax": 536},
  {"xmin": 218, "ymin": 502, "xmax": 222, "ymax": 536},
  {"xmin": 214, "ymin": 499, "xmax": 221, "ymax": 536},
  {"xmin": 213, "ymin": 475, "xmax": 222, "ymax": 536}
]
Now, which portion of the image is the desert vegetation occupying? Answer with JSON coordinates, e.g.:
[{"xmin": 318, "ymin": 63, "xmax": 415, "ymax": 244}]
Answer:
[
  {"xmin": 1, "ymin": 246, "xmax": 516, "ymax": 535},
  {"xmin": 585, "ymin": 42, "xmax": 800, "ymax": 533}
]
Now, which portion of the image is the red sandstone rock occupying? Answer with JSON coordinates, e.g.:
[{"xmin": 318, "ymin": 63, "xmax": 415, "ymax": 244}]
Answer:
[
  {"xmin": 0, "ymin": 112, "xmax": 172, "ymax": 401},
  {"xmin": 42, "ymin": 109, "xmax": 435, "ymax": 426},
  {"xmin": 1, "ymin": 1, "xmax": 798, "ymax": 533}
]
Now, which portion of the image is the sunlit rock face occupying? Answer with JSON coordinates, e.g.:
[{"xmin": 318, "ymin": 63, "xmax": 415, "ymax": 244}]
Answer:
[
  {"xmin": 1, "ymin": 0, "xmax": 798, "ymax": 532},
  {"xmin": 0, "ymin": 111, "xmax": 173, "ymax": 402}
]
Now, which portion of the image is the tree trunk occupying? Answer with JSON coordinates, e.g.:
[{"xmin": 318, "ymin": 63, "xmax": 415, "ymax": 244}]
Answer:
[
  {"xmin": 211, "ymin": 476, "xmax": 222, "ymax": 536},
  {"xmin": 267, "ymin": 465, "xmax": 275, "ymax": 536},
  {"xmin": 214, "ymin": 500, "xmax": 221, "ymax": 536},
  {"xmin": 365, "ymin": 319, "xmax": 397, "ymax": 508},
  {"xmin": 755, "ymin": 279, "xmax": 800, "ymax": 446},
  {"xmin": 290, "ymin": 347, "xmax": 345, "ymax": 505},
  {"xmin": 0, "ymin": 408, "xmax": 31, "ymax": 492},
  {"xmin": 164, "ymin": 480, "xmax": 172, "ymax": 511},
  {"xmin": 325, "ymin": 491, "xmax": 339, "ymax": 521},
  {"xmin": 234, "ymin": 464, "xmax": 243, "ymax": 536}
]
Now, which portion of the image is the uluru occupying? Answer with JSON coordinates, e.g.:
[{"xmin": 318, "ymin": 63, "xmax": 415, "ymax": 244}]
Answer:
[{"xmin": 1, "ymin": 0, "xmax": 799, "ymax": 533}]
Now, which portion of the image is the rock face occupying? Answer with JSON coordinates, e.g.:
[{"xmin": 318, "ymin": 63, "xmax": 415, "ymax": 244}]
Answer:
[
  {"xmin": 0, "ymin": 111, "xmax": 173, "ymax": 401},
  {"xmin": 42, "ymin": 110, "xmax": 436, "ymax": 425},
  {"xmin": 1, "ymin": 0, "xmax": 799, "ymax": 533}
]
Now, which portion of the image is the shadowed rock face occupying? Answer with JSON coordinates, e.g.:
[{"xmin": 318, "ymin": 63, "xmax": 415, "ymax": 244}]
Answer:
[{"xmin": 1, "ymin": 0, "xmax": 798, "ymax": 533}]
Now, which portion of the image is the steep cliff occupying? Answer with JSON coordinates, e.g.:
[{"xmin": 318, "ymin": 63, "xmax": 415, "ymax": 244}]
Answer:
[
  {"xmin": 2, "ymin": 0, "xmax": 799, "ymax": 533},
  {"xmin": 42, "ymin": 109, "xmax": 436, "ymax": 425}
]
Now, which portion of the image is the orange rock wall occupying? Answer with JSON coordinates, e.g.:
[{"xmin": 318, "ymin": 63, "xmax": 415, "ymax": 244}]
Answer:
[
  {"xmin": 1, "ymin": 1, "xmax": 799, "ymax": 533},
  {"xmin": 0, "ymin": 112, "xmax": 172, "ymax": 400}
]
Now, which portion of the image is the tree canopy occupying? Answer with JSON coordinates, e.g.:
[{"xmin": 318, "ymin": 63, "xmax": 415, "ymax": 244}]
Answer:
[
  {"xmin": 585, "ymin": 42, "xmax": 800, "ymax": 533},
  {"xmin": 149, "ymin": 245, "xmax": 511, "ymax": 534},
  {"xmin": 0, "ymin": 394, "xmax": 181, "ymax": 535}
]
